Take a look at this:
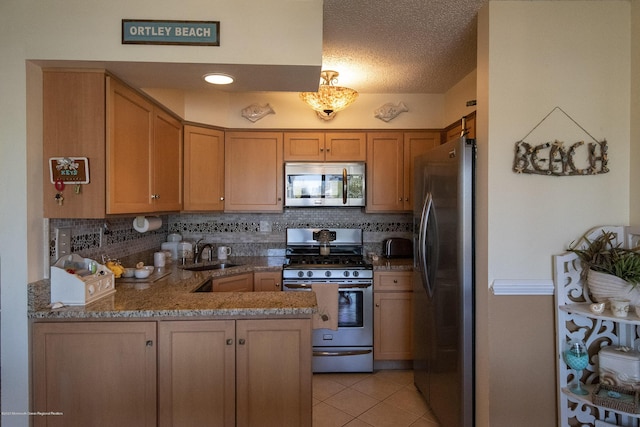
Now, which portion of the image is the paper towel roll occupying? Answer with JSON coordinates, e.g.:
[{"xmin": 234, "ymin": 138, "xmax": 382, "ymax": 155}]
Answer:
[{"xmin": 133, "ymin": 216, "xmax": 162, "ymax": 233}]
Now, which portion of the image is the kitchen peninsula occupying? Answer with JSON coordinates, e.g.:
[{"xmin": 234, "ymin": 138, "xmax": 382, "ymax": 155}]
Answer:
[{"xmin": 28, "ymin": 260, "xmax": 315, "ymax": 427}]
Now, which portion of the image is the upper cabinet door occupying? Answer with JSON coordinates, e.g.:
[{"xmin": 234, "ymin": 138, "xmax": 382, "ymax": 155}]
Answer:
[
  {"xmin": 366, "ymin": 132, "xmax": 405, "ymax": 212},
  {"xmin": 324, "ymin": 132, "xmax": 366, "ymax": 161},
  {"xmin": 402, "ymin": 131, "xmax": 440, "ymax": 210},
  {"xmin": 283, "ymin": 132, "xmax": 325, "ymax": 161},
  {"xmin": 183, "ymin": 125, "xmax": 225, "ymax": 211},
  {"xmin": 107, "ymin": 78, "xmax": 155, "ymax": 214},
  {"xmin": 152, "ymin": 109, "xmax": 182, "ymax": 212},
  {"xmin": 107, "ymin": 77, "xmax": 183, "ymax": 214},
  {"xmin": 225, "ymin": 131, "xmax": 283, "ymax": 212}
]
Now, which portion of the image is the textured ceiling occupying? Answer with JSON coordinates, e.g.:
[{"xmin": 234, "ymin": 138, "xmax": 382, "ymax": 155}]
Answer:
[{"xmin": 322, "ymin": 0, "xmax": 487, "ymax": 93}]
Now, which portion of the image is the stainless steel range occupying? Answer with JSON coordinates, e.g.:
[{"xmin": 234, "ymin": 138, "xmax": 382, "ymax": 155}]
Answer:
[{"xmin": 282, "ymin": 228, "xmax": 373, "ymax": 373}]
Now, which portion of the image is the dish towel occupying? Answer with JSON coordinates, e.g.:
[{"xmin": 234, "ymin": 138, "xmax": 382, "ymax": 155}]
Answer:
[{"xmin": 312, "ymin": 283, "xmax": 339, "ymax": 330}]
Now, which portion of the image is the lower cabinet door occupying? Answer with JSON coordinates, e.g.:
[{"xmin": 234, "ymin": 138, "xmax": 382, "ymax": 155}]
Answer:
[
  {"xmin": 374, "ymin": 292, "xmax": 413, "ymax": 360},
  {"xmin": 31, "ymin": 321, "xmax": 157, "ymax": 427},
  {"xmin": 235, "ymin": 319, "xmax": 312, "ymax": 427},
  {"xmin": 158, "ymin": 320, "xmax": 236, "ymax": 427}
]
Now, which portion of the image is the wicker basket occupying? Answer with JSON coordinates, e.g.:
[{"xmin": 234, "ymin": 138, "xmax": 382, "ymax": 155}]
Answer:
[
  {"xmin": 587, "ymin": 269, "xmax": 640, "ymax": 305},
  {"xmin": 592, "ymin": 383, "xmax": 640, "ymax": 413}
]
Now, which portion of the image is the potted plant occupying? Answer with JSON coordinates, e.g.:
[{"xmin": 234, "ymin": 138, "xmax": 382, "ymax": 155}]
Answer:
[{"xmin": 569, "ymin": 230, "xmax": 640, "ymax": 303}]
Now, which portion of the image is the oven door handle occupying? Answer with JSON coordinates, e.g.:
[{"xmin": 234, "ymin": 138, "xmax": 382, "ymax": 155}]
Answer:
[
  {"xmin": 285, "ymin": 283, "xmax": 371, "ymax": 289},
  {"xmin": 313, "ymin": 349, "xmax": 373, "ymax": 357}
]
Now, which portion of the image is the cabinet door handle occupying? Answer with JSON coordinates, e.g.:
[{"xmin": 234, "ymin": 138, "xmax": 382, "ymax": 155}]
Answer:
[
  {"xmin": 220, "ymin": 196, "xmax": 225, "ymax": 201},
  {"xmin": 393, "ymin": 279, "xmax": 398, "ymax": 283},
  {"xmin": 226, "ymin": 338, "xmax": 233, "ymax": 345},
  {"xmin": 146, "ymin": 340, "xmax": 153, "ymax": 347},
  {"xmin": 239, "ymin": 338, "xmax": 246, "ymax": 345},
  {"xmin": 375, "ymin": 303, "xmax": 380, "ymax": 307}
]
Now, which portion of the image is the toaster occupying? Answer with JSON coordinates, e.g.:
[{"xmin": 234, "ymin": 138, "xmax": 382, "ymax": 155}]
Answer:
[{"xmin": 382, "ymin": 238, "xmax": 413, "ymax": 258}]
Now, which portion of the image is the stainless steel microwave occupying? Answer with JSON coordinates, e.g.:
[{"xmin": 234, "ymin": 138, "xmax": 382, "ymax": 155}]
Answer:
[{"xmin": 284, "ymin": 162, "xmax": 365, "ymax": 207}]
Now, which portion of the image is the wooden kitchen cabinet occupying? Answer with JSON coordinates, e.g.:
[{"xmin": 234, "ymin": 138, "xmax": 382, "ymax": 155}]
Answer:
[
  {"xmin": 236, "ymin": 319, "xmax": 312, "ymax": 427},
  {"xmin": 213, "ymin": 272, "xmax": 254, "ymax": 292},
  {"xmin": 443, "ymin": 111, "xmax": 476, "ymax": 143},
  {"xmin": 107, "ymin": 77, "xmax": 182, "ymax": 214},
  {"xmin": 374, "ymin": 271, "xmax": 413, "ymax": 360},
  {"xmin": 366, "ymin": 131, "xmax": 439, "ymax": 212},
  {"xmin": 158, "ymin": 318, "xmax": 311, "ymax": 427},
  {"xmin": 33, "ymin": 317, "xmax": 311, "ymax": 427},
  {"xmin": 42, "ymin": 70, "xmax": 182, "ymax": 217},
  {"xmin": 183, "ymin": 124, "xmax": 225, "ymax": 211},
  {"xmin": 158, "ymin": 320, "xmax": 236, "ymax": 427},
  {"xmin": 225, "ymin": 131, "xmax": 283, "ymax": 212},
  {"xmin": 403, "ymin": 131, "xmax": 441, "ymax": 210},
  {"xmin": 43, "ymin": 70, "xmax": 107, "ymax": 218},
  {"xmin": 32, "ymin": 321, "xmax": 157, "ymax": 427},
  {"xmin": 283, "ymin": 131, "xmax": 366, "ymax": 161},
  {"xmin": 253, "ymin": 271, "xmax": 282, "ymax": 292}
]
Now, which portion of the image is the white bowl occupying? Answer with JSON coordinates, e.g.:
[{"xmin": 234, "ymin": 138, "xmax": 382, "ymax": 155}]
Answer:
[
  {"xmin": 134, "ymin": 267, "xmax": 153, "ymax": 279},
  {"xmin": 122, "ymin": 268, "xmax": 135, "ymax": 278}
]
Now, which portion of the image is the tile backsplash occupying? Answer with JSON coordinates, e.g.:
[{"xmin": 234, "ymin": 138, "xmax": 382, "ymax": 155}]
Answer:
[{"xmin": 48, "ymin": 208, "xmax": 413, "ymax": 265}]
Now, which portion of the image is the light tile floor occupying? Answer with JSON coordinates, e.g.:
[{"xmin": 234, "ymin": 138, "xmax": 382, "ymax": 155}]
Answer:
[{"xmin": 312, "ymin": 370, "xmax": 441, "ymax": 427}]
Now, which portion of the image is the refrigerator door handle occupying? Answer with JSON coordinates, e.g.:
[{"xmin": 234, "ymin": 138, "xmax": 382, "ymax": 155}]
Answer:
[{"xmin": 419, "ymin": 192, "xmax": 437, "ymax": 297}]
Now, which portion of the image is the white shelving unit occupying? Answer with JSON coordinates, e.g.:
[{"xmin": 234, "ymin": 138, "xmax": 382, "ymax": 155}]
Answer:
[{"xmin": 555, "ymin": 225, "xmax": 640, "ymax": 427}]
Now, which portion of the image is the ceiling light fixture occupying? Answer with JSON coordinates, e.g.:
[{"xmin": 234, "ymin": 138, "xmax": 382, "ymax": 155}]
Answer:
[
  {"xmin": 299, "ymin": 70, "xmax": 358, "ymax": 118},
  {"xmin": 203, "ymin": 73, "xmax": 234, "ymax": 85}
]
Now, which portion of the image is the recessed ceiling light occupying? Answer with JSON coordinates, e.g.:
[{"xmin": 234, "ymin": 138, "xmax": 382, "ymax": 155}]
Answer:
[{"xmin": 203, "ymin": 73, "xmax": 234, "ymax": 85}]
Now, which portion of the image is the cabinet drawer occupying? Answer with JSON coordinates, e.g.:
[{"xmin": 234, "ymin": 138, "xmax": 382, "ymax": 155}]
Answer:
[{"xmin": 374, "ymin": 271, "xmax": 412, "ymax": 291}]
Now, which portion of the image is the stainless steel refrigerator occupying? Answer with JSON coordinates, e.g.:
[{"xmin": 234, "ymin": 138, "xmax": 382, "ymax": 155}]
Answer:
[{"xmin": 413, "ymin": 136, "xmax": 475, "ymax": 427}]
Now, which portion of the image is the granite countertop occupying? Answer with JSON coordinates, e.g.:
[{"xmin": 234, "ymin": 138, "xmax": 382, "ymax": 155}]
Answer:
[
  {"xmin": 29, "ymin": 256, "xmax": 316, "ymax": 320},
  {"xmin": 371, "ymin": 257, "xmax": 414, "ymax": 271}
]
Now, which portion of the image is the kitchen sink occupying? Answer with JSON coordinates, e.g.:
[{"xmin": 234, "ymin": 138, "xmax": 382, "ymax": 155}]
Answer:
[{"xmin": 183, "ymin": 263, "xmax": 239, "ymax": 272}]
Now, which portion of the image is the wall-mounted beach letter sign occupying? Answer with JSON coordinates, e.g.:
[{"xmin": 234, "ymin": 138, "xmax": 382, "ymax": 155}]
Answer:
[{"xmin": 122, "ymin": 20, "xmax": 219, "ymax": 46}]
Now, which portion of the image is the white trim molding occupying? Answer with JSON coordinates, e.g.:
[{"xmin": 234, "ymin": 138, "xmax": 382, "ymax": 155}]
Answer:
[{"xmin": 491, "ymin": 279, "xmax": 555, "ymax": 296}]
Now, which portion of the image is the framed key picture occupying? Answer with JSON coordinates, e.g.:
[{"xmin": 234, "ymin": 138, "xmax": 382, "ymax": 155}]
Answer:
[{"xmin": 49, "ymin": 157, "xmax": 90, "ymax": 184}]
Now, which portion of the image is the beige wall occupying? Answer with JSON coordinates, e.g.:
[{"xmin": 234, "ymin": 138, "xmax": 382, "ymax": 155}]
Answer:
[
  {"xmin": 150, "ymin": 90, "xmax": 449, "ymax": 129},
  {"xmin": 632, "ymin": 0, "xmax": 640, "ymax": 226},
  {"xmin": 476, "ymin": 1, "xmax": 631, "ymax": 426}
]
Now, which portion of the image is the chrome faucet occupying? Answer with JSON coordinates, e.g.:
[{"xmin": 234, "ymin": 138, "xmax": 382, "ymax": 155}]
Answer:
[{"xmin": 194, "ymin": 242, "xmax": 214, "ymax": 263}]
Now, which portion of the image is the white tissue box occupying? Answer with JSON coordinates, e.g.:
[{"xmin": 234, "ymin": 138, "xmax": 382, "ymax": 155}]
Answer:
[
  {"xmin": 599, "ymin": 346, "xmax": 640, "ymax": 389},
  {"xmin": 50, "ymin": 254, "xmax": 115, "ymax": 306}
]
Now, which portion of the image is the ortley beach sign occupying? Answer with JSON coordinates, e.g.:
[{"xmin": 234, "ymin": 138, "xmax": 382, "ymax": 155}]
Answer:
[{"xmin": 122, "ymin": 20, "xmax": 219, "ymax": 46}]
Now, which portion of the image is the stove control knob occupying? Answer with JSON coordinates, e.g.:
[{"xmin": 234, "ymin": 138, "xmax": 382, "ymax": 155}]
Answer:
[
  {"xmin": 325, "ymin": 271, "xmax": 332, "ymax": 278},
  {"xmin": 297, "ymin": 271, "xmax": 304, "ymax": 278},
  {"xmin": 352, "ymin": 271, "xmax": 360, "ymax": 278},
  {"xmin": 343, "ymin": 271, "xmax": 350, "ymax": 278},
  {"xmin": 306, "ymin": 271, "xmax": 313, "ymax": 278}
]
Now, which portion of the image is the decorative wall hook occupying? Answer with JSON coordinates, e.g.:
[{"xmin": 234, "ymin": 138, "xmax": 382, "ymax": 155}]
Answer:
[
  {"xmin": 241, "ymin": 103, "xmax": 275, "ymax": 122},
  {"xmin": 374, "ymin": 102, "xmax": 408, "ymax": 122}
]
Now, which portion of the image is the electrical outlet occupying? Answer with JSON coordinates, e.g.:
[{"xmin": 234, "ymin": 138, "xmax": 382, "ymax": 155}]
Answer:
[
  {"xmin": 56, "ymin": 228, "xmax": 72, "ymax": 258},
  {"xmin": 259, "ymin": 221, "xmax": 272, "ymax": 232}
]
